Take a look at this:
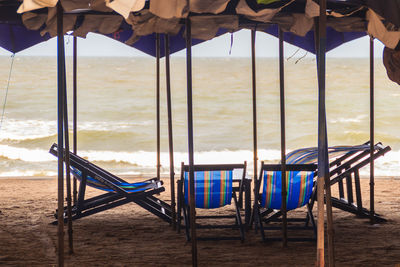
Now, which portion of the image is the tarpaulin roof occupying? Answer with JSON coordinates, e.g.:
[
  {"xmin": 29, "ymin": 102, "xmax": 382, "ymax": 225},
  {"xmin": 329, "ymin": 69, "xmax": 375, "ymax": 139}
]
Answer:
[
  {"xmin": 107, "ymin": 23, "xmax": 229, "ymax": 57},
  {"xmin": 367, "ymin": 0, "xmax": 400, "ymax": 28},
  {"xmin": 1, "ymin": 0, "xmax": 399, "ymax": 55},
  {"xmin": 0, "ymin": 4, "xmax": 50, "ymax": 53},
  {"xmin": 264, "ymin": 24, "xmax": 366, "ymax": 54}
]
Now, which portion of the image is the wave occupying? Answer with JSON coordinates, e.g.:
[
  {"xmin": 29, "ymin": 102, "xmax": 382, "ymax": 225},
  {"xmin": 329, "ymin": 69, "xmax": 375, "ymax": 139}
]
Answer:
[
  {"xmin": 0, "ymin": 145, "xmax": 54, "ymax": 162},
  {"xmin": 0, "ymin": 144, "xmax": 398, "ymax": 177},
  {"xmin": 0, "ymin": 119, "xmax": 154, "ymax": 142},
  {"xmin": 329, "ymin": 115, "xmax": 368, "ymax": 124}
]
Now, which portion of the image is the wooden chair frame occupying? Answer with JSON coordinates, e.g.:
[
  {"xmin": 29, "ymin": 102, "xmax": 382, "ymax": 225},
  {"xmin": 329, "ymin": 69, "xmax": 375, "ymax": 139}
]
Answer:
[
  {"xmin": 49, "ymin": 144, "xmax": 172, "ymax": 224},
  {"xmin": 177, "ymin": 162, "xmax": 247, "ymax": 242},
  {"xmin": 253, "ymin": 163, "xmax": 318, "ymax": 242}
]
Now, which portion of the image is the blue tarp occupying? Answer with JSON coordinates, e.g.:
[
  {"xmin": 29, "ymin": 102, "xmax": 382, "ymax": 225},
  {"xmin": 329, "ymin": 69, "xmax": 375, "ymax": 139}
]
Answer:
[
  {"xmin": 0, "ymin": 23, "xmax": 51, "ymax": 53},
  {"xmin": 264, "ymin": 24, "xmax": 366, "ymax": 54},
  {"xmin": 0, "ymin": 0, "xmax": 374, "ymax": 55}
]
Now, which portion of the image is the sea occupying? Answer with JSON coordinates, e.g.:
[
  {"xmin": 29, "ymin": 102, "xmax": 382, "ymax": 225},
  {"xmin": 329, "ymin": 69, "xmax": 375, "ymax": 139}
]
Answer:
[{"xmin": 0, "ymin": 56, "xmax": 399, "ymax": 178}]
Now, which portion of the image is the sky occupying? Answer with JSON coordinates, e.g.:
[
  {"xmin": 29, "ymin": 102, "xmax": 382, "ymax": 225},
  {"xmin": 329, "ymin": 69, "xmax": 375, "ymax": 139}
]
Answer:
[{"xmin": 0, "ymin": 29, "xmax": 385, "ymax": 58}]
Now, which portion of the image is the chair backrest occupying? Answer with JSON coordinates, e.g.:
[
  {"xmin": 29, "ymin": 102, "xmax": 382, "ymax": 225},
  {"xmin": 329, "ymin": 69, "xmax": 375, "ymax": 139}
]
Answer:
[
  {"xmin": 49, "ymin": 144, "xmax": 154, "ymax": 194},
  {"xmin": 259, "ymin": 163, "xmax": 317, "ymax": 211},
  {"xmin": 70, "ymin": 167, "xmax": 151, "ymax": 193},
  {"xmin": 259, "ymin": 142, "xmax": 388, "ymax": 211},
  {"xmin": 285, "ymin": 144, "xmax": 375, "ymax": 164},
  {"xmin": 181, "ymin": 163, "xmax": 246, "ymax": 209}
]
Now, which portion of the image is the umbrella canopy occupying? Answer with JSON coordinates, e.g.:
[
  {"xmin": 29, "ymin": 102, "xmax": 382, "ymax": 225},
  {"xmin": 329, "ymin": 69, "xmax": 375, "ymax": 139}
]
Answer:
[
  {"xmin": 264, "ymin": 24, "xmax": 366, "ymax": 53},
  {"xmin": 104, "ymin": 21, "xmax": 228, "ymax": 57},
  {"xmin": 9, "ymin": 0, "xmax": 381, "ymax": 57},
  {"xmin": 0, "ymin": 3, "xmax": 50, "ymax": 53},
  {"xmin": 5, "ymin": 0, "xmax": 399, "ymax": 57},
  {"xmin": 367, "ymin": 0, "xmax": 400, "ymax": 28}
]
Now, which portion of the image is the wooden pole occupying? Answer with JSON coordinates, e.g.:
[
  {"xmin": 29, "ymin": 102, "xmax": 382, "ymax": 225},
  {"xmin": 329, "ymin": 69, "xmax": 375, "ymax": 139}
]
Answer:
[
  {"xmin": 72, "ymin": 36, "xmax": 77, "ymax": 205},
  {"xmin": 251, "ymin": 29, "xmax": 258, "ymax": 204},
  {"xmin": 314, "ymin": 20, "xmax": 324, "ymax": 267},
  {"xmin": 278, "ymin": 27, "xmax": 287, "ymax": 247},
  {"xmin": 56, "ymin": 3, "xmax": 65, "ymax": 266},
  {"xmin": 165, "ymin": 34, "xmax": 177, "ymax": 229},
  {"xmin": 317, "ymin": 0, "xmax": 335, "ymax": 266},
  {"xmin": 369, "ymin": 36, "xmax": 375, "ymax": 225},
  {"xmin": 185, "ymin": 18, "xmax": 197, "ymax": 267},
  {"xmin": 62, "ymin": 53, "xmax": 73, "ymax": 255},
  {"xmin": 156, "ymin": 33, "xmax": 161, "ymax": 180}
]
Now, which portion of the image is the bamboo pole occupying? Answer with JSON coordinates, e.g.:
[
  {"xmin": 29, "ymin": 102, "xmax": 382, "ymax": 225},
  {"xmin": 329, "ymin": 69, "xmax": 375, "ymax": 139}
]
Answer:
[
  {"xmin": 63, "ymin": 54, "xmax": 73, "ymax": 255},
  {"xmin": 72, "ymin": 36, "xmax": 77, "ymax": 205},
  {"xmin": 314, "ymin": 18, "xmax": 323, "ymax": 266},
  {"xmin": 165, "ymin": 34, "xmax": 177, "ymax": 229},
  {"xmin": 278, "ymin": 27, "xmax": 287, "ymax": 247},
  {"xmin": 369, "ymin": 36, "xmax": 375, "ymax": 225},
  {"xmin": 185, "ymin": 18, "xmax": 197, "ymax": 267},
  {"xmin": 251, "ymin": 29, "xmax": 258, "ymax": 190},
  {"xmin": 249, "ymin": 29, "xmax": 258, "ymax": 228},
  {"xmin": 316, "ymin": 0, "xmax": 335, "ymax": 266},
  {"xmin": 156, "ymin": 33, "xmax": 161, "ymax": 180},
  {"xmin": 56, "ymin": 3, "xmax": 65, "ymax": 266},
  {"xmin": 251, "ymin": 29, "xmax": 258, "ymax": 203}
]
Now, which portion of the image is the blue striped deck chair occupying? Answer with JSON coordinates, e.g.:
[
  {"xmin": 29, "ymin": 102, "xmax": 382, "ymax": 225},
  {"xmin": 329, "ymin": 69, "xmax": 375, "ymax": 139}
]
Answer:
[
  {"xmin": 253, "ymin": 162, "xmax": 317, "ymax": 242},
  {"xmin": 177, "ymin": 162, "xmax": 247, "ymax": 242},
  {"xmin": 254, "ymin": 141, "xmax": 391, "ymax": 241},
  {"xmin": 49, "ymin": 144, "xmax": 173, "ymax": 223},
  {"xmin": 288, "ymin": 142, "xmax": 390, "ymax": 222}
]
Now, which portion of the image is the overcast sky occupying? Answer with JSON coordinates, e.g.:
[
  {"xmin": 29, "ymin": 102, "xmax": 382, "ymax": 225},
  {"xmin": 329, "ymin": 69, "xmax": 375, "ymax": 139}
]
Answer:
[{"xmin": 0, "ymin": 29, "xmax": 384, "ymax": 58}]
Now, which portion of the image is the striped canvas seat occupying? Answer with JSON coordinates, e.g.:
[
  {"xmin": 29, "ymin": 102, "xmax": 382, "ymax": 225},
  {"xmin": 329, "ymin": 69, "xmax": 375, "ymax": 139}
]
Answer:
[
  {"xmin": 71, "ymin": 167, "xmax": 155, "ymax": 193},
  {"xmin": 178, "ymin": 162, "xmax": 247, "ymax": 242},
  {"xmin": 183, "ymin": 170, "xmax": 233, "ymax": 209},
  {"xmin": 261, "ymin": 170, "xmax": 314, "ymax": 210},
  {"xmin": 259, "ymin": 145, "xmax": 369, "ymax": 210}
]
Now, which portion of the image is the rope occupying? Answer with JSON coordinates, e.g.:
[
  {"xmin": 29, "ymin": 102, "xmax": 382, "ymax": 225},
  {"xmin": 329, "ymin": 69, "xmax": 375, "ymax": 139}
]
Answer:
[
  {"xmin": 0, "ymin": 54, "xmax": 15, "ymax": 131},
  {"xmin": 295, "ymin": 51, "xmax": 308, "ymax": 64},
  {"xmin": 286, "ymin": 47, "xmax": 300, "ymax": 61},
  {"xmin": 229, "ymin": 32, "xmax": 234, "ymax": 55}
]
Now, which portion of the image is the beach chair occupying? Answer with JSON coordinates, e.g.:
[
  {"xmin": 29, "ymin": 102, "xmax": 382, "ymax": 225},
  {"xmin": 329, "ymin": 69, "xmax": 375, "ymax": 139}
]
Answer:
[
  {"xmin": 49, "ymin": 144, "xmax": 172, "ymax": 223},
  {"xmin": 253, "ymin": 141, "xmax": 391, "ymax": 241},
  {"xmin": 253, "ymin": 162, "xmax": 318, "ymax": 242},
  {"xmin": 298, "ymin": 142, "xmax": 391, "ymax": 222},
  {"xmin": 177, "ymin": 162, "xmax": 247, "ymax": 241}
]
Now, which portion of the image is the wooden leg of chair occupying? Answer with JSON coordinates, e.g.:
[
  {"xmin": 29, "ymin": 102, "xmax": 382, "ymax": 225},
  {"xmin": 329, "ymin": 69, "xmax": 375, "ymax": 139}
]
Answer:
[
  {"xmin": 244, "ymin": 180, "xmax": 251, "ymax": 228},
  {"xmin": 307, "ymin": 204, "xmax": 317, "ymax": 238},
  {"xmin": 305, "ymin": 212, "xmax": 310, "ymax": 227},
  {"xmin": 233, "ymin": 193, "xmax": 245, "ymax": 242},
  {"xmin": 177, "ymin": 181, "xmax": 182, "ymax": 233},
  {"xmin": 257, "ymin": 206, "xmax": 266, "ymax": 241},
  {"xmin": 354, "ymin": 170, "xmax": 363, "ymax": 214},
  {"xmin": 184, "ymin": 205, "xmax": 191, "ymax": 241}
]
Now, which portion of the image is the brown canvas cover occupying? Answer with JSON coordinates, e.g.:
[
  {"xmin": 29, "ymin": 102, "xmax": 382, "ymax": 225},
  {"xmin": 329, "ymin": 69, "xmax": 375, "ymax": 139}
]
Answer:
[{"xmin": 383, "ymin": 46, "xmax": 400, "ymax": 86}]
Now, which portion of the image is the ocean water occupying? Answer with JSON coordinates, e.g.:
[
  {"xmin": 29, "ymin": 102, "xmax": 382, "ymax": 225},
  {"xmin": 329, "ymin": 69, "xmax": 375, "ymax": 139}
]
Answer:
[{"xmin": 0, "ymin": 56, "xmax": 399, "ymax": 177}]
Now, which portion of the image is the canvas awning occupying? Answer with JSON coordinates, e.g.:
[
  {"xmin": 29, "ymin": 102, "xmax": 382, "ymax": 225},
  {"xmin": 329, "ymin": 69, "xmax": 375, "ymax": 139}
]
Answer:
[
  {"xmin": 0, "ymin": 3, "xmax": 50, "ymax": 53},
  {"xmin": 12, "ymin": 0, "xmax": 393, "ymax": 55}
]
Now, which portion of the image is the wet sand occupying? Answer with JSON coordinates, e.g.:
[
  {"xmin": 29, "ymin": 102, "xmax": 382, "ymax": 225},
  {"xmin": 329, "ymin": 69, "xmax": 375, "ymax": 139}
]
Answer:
[{"xmin": 0, "ymin": 176, "xmax": 399, "ymax": 266}]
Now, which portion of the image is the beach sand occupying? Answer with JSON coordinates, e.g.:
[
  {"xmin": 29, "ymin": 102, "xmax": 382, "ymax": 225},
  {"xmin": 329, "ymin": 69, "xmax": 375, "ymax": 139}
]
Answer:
[{"xmin": 0, "ymin": 176, "xmax": 399, "ymax": 266}]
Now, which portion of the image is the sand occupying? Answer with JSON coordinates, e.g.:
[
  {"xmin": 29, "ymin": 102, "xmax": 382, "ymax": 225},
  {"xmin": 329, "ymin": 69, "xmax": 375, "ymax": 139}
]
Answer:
[{"xmin": 0, "ymin": 176, "xmax": 400, "ymax": 266}]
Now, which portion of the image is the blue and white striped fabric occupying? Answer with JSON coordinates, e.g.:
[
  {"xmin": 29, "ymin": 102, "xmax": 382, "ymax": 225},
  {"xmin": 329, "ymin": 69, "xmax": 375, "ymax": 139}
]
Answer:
[
  {"xmin": 71, "ymin": 168, "xmax": 153, "ymax": 193},
  {"xmin": 184, "ymin": 170, "xmax": 233, "ymax": 209}
]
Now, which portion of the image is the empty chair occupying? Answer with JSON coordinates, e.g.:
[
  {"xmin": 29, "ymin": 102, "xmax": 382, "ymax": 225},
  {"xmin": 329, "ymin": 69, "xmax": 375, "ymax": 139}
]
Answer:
[
  {"xmin": 253, "ymin": 162, "xmax": 317, "ymax": 242},
  {"xmin": 177, "ymin": 162, "xmax": 247, "ymax": 241},
  {"xmin": 253, "ymin": 141, "xmax": 391, "ymax": 242},
  {"xmin": 49, "ymin": 143, "xmax": 173, "ymax": 223},
  {"xmin": 290, "ymin": 142, "xmax": 391, "ymax": 222}
]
